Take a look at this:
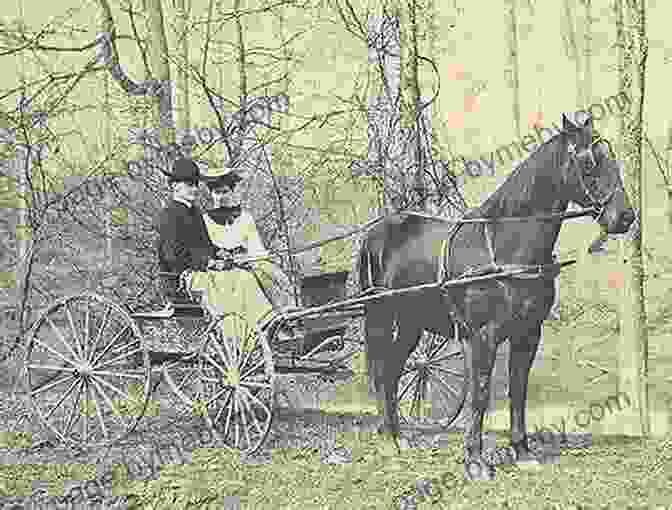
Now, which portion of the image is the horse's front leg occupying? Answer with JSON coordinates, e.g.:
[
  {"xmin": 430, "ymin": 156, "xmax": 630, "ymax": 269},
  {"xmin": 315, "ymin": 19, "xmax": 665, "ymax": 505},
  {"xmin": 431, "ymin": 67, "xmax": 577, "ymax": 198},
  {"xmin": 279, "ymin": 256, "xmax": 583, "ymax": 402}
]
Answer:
[
  {"xmin": 509, "ymin": 322, "xmax": 543, "ymax": 465},
  {"xmin": 463, "ymin": 322, "xmax": 498, "ymax": 481}
]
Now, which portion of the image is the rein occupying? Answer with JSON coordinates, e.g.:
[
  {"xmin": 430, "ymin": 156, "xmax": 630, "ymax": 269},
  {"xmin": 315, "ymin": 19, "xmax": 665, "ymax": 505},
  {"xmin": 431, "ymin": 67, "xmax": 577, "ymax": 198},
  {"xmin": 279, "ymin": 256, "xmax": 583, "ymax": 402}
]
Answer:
[{"xmin": 238, "ymin": 206, "xmax": 600, "ymax": 266}]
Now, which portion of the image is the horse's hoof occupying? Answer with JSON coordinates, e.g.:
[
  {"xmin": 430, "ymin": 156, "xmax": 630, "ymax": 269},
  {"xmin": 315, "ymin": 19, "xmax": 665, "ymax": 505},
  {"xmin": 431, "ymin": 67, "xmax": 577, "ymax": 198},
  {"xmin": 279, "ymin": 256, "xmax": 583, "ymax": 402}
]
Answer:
[
  {"xmin": 378, "ymin": 440, "xmax": 400, "ymax": 458},
  {"xmin": 464, "ymin": 459, "xmax": 495, "ymax": 481},
  {"xmin": 398, "ymin": 436, "xmax": 412, "ymax": 451},
  {"xmin": 514, "ymin": 450, "xmax": 543, "ymax": 469}
]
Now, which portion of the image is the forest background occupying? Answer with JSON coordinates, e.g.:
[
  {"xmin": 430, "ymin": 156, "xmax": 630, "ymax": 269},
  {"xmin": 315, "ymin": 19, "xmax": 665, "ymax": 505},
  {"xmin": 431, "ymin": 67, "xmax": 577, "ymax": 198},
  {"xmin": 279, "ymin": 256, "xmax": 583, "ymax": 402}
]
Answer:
[{"xmin": 0, "ymin": 0, "xmax": 670, "ymax": 439}]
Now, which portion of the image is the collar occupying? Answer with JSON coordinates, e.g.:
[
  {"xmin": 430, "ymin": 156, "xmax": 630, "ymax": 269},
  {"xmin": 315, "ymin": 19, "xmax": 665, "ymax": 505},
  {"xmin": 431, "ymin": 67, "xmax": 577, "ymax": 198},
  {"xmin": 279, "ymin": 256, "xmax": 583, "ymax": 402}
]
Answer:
[
  {"xmin": 208, "ymin": 206, "xmax": 242, "ymax": 226},
  {"xmin": 173, "ymin": 197, "xmax": 193, "ymax": 209}
]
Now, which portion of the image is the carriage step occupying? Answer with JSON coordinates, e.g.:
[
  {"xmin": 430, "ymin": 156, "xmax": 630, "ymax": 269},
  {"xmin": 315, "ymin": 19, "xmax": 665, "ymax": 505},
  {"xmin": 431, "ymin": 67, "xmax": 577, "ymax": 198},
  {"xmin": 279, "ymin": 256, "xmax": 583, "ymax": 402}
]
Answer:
[
  {"xmin": 131, "ymin": 304, "xmax": 175, "ymax": 319},
  {"xmin": 275, "ymin": 365, "xmax": 354, "ymax": 379}
]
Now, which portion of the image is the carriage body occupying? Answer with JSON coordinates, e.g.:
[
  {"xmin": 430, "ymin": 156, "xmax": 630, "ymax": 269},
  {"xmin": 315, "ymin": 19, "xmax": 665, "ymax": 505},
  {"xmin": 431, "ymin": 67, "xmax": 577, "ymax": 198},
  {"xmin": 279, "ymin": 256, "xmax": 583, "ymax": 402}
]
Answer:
[{"xmin": 20, "ymin": 266, "xmax": 381, "ymax": 454}]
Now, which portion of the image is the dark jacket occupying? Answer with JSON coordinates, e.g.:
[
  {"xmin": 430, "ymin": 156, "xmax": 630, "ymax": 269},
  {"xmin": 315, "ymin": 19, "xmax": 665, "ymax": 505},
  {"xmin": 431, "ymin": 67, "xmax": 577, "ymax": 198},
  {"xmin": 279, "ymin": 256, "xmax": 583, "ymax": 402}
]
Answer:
[{"xmin": 156, "ymin": 200, "xmax": 217, "ymax": 274}]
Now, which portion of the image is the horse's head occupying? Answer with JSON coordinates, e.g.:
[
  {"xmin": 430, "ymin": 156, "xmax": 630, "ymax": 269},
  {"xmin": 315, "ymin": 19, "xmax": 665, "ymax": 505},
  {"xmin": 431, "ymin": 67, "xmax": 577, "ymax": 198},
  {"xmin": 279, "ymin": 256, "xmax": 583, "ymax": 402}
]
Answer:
[{"xmin": 560, "ymin": 113, "xmax": 635, "ymax": 234}]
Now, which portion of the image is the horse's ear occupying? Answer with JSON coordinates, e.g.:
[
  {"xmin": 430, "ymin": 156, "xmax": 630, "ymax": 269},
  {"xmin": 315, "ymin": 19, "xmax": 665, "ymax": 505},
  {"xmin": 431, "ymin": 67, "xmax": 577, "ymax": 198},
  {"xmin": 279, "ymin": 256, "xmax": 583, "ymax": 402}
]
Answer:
[
  {"xmin": 593, "ymin": 141, "xmax": 607, "ymax": 159},
  {"xmin": 582, "ymin": 115, "xmax": 593, "ymax": 131},
  {"xmin": 562, "ymin": 113, "xmax": 576, "ymax": 131}
]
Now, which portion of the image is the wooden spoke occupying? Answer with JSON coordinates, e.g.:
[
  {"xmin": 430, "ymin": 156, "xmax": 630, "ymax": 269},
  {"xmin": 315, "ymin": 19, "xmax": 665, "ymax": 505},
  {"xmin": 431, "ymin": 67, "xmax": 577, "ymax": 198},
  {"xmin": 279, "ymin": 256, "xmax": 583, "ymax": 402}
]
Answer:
[
  {"xmin": 83, "ymin": 301, "xmax": 91, "ymax": 361},
  {"xmin": 34, "ymin": 326, "xmax": 80, "ymax": 367},
  {"xmin": 89, "ymin": 373, "xmax": 133, "ymax": 402},
  {"xmin": 427, "ymin": 364, "xmax": 465, "ymax": 380},
  {"xmin": 244, "ymin": 387, "xmax": 273, "ymax": 425},
  {"xmin": 88, "ymin": 306, "xmax": 112, "ymax": 363},
  {"xmin": 26, "ymin": 363, "xmax": 78, "ymax": 373},
  {"xmin": 30, "ymin": 374, "xmax": 77, "ymax": 396},
  {"xmin": 205, "ymin": 385, "xmax": 234, "ymax": 409},
  {"xmin": 398, "ymin": 372, "xmax": 419, "ymax": 401},
  {"xmin": 93, "ymin": 345, "xmax": 143, "ymax": 371},
  {"xmin": 61, "ymin": 380, "xmax": 86, "ymax": 439},
  {"xmin": 89, "ymin": 370, "xmax": 146, "ymax": 380},
  {"xmin": 236, "ymin": 393, "xmax": 253, "ymax": 449},
  {"xmin": 65, "ymin": 301, "xmax": 85, "ymax": 361},
  {"xmin": 429, "ymin": 352, "xmax": 464, "ymax": 364},
  {"xmin": 89, "ymin": 381, "xmax": 110, "ymax": 440},
  {"xmin": 24, "ymin": 293, "xmax": 150, "ymax": 448},
  {"xmin": 427, "ymin": 368, "xmax": 465, "ymax": 401},
  {"xmin": 240, "ymin": 358, "xmax": 265, "ymax": 380},
  {"xmin": 41, "ymin": 377, "xmax": 81, "ymax": 422},
  {"xmin": 217, "ymin": 391, "xmax": 235, "ymax": 434},
  {"xmin": 163, "ymin": 313, "xmax": 274, "ymax": 455},
  {"xmin": 239, "ymin": 394, "xmax": 265, "ymax": 436},
  {"xmin": 90, "ymin": 324, "xmax": 131, "ymax": 367}
]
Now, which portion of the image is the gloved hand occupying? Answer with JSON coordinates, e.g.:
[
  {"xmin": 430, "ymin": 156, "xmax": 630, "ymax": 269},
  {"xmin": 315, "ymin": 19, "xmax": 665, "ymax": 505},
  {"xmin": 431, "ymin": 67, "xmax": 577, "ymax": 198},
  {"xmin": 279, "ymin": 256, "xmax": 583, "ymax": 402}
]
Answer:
[
  {"xmin": 238, "ymin": 261, "xmax": 253, "ymax": 271},
  {"xmin": 208, "ymin": 257, "xmax": 233, "ymax": 271},
  {"xmin": 218, "ymin": 258, "xmax": 235, "ymax": 271}
]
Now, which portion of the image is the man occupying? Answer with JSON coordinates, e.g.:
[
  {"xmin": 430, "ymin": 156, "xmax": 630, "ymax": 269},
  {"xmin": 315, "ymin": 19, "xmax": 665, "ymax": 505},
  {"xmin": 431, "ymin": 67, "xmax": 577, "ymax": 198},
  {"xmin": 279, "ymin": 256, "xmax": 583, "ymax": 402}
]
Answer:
[{"xmin": 156, "ymin": 158, "xmax": 221, "ymax": 282}]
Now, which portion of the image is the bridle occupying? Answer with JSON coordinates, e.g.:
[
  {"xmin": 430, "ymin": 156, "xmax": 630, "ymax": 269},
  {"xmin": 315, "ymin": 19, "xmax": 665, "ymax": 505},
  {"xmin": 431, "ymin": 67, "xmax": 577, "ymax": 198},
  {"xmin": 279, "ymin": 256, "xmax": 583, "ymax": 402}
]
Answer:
[{"xmin": 566, "ymin": 135, "xmax": 618, "ymax": 223}]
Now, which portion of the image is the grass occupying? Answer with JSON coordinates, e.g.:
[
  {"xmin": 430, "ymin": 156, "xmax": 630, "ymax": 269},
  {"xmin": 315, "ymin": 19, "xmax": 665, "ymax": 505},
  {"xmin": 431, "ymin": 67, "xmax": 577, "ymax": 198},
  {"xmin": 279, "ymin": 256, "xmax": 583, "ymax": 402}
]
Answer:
[{"xmin": 109, "ymin": 432, "xmax": 671, "ymax": 509}]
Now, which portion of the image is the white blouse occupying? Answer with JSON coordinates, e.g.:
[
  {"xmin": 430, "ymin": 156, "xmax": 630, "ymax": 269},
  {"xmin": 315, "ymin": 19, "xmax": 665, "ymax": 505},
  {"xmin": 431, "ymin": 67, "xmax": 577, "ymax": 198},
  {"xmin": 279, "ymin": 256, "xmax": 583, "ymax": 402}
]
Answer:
[{"xmin": 203, "ymin": 210, "xmax": 269, "ymax": 258}]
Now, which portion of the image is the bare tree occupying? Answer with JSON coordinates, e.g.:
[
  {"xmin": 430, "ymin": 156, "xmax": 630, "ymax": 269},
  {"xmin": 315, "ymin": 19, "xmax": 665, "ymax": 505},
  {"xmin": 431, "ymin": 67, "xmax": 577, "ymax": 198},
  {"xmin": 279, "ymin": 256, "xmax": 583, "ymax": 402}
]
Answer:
[
  {"xmin": 582, "ymin": 0, "xmax": 593, "ymax": 104},
  {"xmin": 615, "ymin": 0, "xmax": 650, "ymax": 437},
  {"xmin": 345, "ymin": 1, "xmax": 465, "ymax": 217},
  {"xmin": 505, "ymin": 0, "xmax": 521, "ymax": 139},
  {"xmin": 563, "ymin": 0, "xmax": 585, "ymax": 107}
]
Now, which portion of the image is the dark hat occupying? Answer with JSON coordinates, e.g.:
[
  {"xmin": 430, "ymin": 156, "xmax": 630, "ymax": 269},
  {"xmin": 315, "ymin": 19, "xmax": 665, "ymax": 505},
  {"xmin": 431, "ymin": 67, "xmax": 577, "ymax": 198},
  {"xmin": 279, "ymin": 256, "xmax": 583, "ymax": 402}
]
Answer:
[
  {"xmin": 202, "ymin": 166, "xmax": 245, "ymax": 190},
  {"xmin": 169, "ymin": 158, "xmax": 201, "ymax": 184}
]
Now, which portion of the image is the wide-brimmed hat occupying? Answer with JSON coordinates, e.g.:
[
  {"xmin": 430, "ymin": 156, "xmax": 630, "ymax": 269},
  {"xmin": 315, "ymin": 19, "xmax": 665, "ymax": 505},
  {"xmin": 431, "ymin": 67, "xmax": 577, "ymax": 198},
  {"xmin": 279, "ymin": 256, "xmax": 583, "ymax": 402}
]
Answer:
[
  {"xmin": 169, "ymin": 158, "xmax": 202, "ymax": 184},
  {"xmin": 202, "ymin": 166, "xmax": 245, "ymax": 190}
]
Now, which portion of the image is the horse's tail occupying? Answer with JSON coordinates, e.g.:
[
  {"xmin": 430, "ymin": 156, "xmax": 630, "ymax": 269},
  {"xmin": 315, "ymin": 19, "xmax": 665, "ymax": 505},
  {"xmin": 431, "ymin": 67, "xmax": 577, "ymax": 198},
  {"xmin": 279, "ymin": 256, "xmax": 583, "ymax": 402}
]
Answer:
[
  {"xmin": 357, "ymin": 238, "xmax": 388, "ymax": 399},
  {"xmin": 357, "ymin": 240, "xmax": 384, "ymax": 291},
  {"xmin": 362, "ymin": 298, "xmax": 389, "ymax": 400}
]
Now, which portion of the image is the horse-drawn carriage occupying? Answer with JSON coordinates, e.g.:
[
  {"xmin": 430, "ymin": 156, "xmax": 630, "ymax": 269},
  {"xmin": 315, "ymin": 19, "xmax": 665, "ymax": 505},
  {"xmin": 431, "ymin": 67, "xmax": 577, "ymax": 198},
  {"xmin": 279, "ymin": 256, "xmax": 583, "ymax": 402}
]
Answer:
[
  {"xmin": 20, "ymin": 260, "xmax": 468, "ymax": 455},
  {"xmin": 20, "ymin": 114, "xmax": 636, "ymax": 480}
]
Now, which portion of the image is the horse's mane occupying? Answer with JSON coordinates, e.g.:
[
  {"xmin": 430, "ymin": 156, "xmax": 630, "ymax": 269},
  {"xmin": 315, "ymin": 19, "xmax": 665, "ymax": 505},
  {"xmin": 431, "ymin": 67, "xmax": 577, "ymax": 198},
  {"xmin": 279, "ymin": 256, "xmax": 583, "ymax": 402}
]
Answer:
[{"xmin": 469, "ymin": 134, "xmax": 567, "ymax": 219}]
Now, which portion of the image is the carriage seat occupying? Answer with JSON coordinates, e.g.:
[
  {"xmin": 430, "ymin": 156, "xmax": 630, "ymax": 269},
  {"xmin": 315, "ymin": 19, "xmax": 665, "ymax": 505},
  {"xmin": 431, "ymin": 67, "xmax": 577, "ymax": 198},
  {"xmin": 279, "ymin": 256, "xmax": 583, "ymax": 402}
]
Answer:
[{"xmin": 156, "ymin": 271, "xmax": 205, "ymax": 318}]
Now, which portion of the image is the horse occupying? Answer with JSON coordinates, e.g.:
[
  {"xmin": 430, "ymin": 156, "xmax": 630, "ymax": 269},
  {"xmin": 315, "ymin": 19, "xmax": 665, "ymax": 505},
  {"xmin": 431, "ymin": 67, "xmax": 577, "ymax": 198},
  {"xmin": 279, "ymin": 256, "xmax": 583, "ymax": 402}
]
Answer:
[{"xmin": 357, "ymin": 113, "xmax": 635, "ymax": 480}]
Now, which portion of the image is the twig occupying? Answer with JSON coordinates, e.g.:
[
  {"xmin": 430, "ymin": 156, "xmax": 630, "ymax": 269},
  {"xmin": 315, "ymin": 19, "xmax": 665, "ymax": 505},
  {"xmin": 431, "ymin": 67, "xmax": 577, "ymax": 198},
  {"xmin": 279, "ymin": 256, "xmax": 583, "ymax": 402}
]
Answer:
[{"xmin": 642, "ymin": 134, "xmax": 671, "ymax": 187}]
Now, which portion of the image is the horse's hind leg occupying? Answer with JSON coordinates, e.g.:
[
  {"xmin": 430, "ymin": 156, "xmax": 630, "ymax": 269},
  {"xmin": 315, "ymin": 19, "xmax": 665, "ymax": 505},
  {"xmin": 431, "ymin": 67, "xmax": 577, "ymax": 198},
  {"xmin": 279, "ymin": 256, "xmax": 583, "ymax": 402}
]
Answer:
[
  {"xmin": 379, "ymin": 317, "xmax": 422, "ymax": 451},
  {"xmin": 508, "ymin": 322, "xmax": 543, "ymax": 465},
  {"xmin": 364, "ymin": 299, "xmax": 392, "ymax": 403},
  {"xmin": 463, "ymin": 322, "xmax": 499, "ymax": 481}
]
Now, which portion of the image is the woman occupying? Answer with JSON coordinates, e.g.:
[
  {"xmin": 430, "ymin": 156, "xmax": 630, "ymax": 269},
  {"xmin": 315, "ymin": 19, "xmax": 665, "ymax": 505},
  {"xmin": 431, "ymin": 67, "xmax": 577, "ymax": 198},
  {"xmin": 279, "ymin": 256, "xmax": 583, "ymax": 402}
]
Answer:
[{"xmin": 191, "ymin": 167, "xmax": 292, "ymax": 340}]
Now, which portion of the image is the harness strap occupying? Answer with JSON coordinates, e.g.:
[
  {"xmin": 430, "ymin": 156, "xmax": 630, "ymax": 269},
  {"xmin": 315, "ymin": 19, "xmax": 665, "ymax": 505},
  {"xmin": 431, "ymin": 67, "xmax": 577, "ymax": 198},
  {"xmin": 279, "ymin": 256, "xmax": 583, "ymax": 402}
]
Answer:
[
  {"xmin": 484, "ymin": 222, "xmax": 498, "ymax": 271},
  {"xmin": 438, "ymin": 239, "xmax": 565, "ymax": 284},
  {"xmin": 438, "ymin": 239, "xmax": 448, "ymax": 283}
]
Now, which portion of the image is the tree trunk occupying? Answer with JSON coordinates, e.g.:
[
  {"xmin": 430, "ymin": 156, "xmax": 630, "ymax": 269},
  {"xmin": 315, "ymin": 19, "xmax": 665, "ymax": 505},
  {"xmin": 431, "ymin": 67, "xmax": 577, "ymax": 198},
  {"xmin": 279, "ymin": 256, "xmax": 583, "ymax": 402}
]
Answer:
[
  {"xmin": 505, "ymin": 0, "xmax": 521, "ymax": 140},
  {"xmin": 563, "ymin": 0, "xmax": 584, "ymax": 107},
  {"xmin": 562, "ymin": 0, "xmax": 592, "ymax": 302},
  {"xmin": 667, "ymin": 185, "xmax": 672, "ymax": 230},
  {"xmin": 15, "ymin": 0, "xmax": 31, "ymax": 330},
  {"xmin": 665, "ymin": 125, "xmax": 672, "ymax": 229},
  {"xmin": 144, "ymin": 0, "xmax": 175, "ymax": 149},
  {"xmin": 103, "ymin": 71, "xmax": 118, "ymax": 266},
  {"xmin": 615, "ymin": 0, "xmax": 650, "ymax": 437},
  {"xmin": 407, "ymin": 0, "xmax": 426, "ymax": 211},
  {"xmin": 583, "ymin": 0, "xmax": 593, "ymax": 104},
  {"xmin": 175, "ymin": 0, "xmax": 191, "ymax": 135}
]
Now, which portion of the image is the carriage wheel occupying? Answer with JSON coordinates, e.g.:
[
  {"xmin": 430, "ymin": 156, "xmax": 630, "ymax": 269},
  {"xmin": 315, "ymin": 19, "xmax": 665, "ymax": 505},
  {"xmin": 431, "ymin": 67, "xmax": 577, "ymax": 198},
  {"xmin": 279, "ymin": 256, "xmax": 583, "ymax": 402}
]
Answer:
[
  {"xmin": 398, "ymin": 323, "xmax": 467, "ymax": 429},
  {"xmin": 23, "ymin": 293, "xmax": 151, "ymax": 448},
  {"xmin": 163, "ymin": 313, "xmax": 275, "ymax": 455}
]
